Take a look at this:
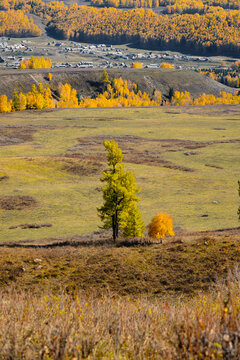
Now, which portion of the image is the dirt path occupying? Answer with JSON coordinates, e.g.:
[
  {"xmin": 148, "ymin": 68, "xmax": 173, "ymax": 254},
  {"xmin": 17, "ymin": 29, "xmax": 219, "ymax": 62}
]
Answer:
[{"xmin": 27, "ymin": 13, "xmax": 49, "ymax": 42}]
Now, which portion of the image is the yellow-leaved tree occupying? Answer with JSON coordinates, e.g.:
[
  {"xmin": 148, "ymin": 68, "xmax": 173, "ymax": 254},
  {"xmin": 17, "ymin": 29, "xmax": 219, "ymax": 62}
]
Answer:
[
  {"xmin": 132, "ymin": 62, "xmax": 143, "ymax": 69},
  {"xmin": 19, "ymin": 56, "xmax": 52, "ymax": 69},
  {"xmin": 0, "ymin": 95, "xmax": 12, "ymax": 112},
  {"xmin": 57, "ymin": 83, "xmax": 79, "ymax": 108},
  {"xmin": 148, "ymin": 212, "xmax": 175, "ymax": 239},
  {"xmin": 160, "ymin": 62, "xmax": 174, "ymax": 69}
]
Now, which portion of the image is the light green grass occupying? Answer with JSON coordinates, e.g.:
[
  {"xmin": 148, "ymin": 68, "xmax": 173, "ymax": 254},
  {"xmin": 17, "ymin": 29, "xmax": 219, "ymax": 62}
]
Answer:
[{"xmin": 0, "ymin": 106, "xmax": 239, "ymax": 242}]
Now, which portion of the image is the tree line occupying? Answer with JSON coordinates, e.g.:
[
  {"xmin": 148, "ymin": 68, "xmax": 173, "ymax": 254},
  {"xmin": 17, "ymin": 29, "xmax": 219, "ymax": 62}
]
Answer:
[
  {"xmin": 0, "ymin": 9, "xmax": 41, "ymax": 37},
  {"xmin": 0, "ymin": 0, "xmax": 240, "ymax": 55},
  {"xmin": 1, "ymin": 74, "xmax": 240, "ymax": 113},
  {"xmin": 45, "ymin": 5, "xmax": 240, "ymax": 56},
  {"xmin": 90, "ymin": 0, "xmax": 240, "ymax": 12},
  {"xmin": 0, "ymin": 83, "xmax": 78, "ymax": 112},
  {"xmin": 199, "ymin": 62, "xmax": 240, "ymax": 88}
]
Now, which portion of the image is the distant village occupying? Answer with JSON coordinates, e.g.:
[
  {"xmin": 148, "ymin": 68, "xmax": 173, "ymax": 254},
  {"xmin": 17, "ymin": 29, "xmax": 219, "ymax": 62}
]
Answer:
[{"xmin": 0, "ymin": 37, "xmax": 212, "ymax": 70}]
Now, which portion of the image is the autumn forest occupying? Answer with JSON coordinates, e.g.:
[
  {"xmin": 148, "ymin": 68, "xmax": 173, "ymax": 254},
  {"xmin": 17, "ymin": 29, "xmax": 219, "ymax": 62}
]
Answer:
[{"xmin": 0, "ymin": 0, "xmax": 240, "ymax": 55}]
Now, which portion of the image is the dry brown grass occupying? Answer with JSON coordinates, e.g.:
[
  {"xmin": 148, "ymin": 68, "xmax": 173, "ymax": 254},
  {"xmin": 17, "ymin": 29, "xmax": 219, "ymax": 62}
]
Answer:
[
  {"xmin": 1, "ymin": 271, "xmax": 240, "ymax": 359},
  {"xmin": 0, "ymin": 195, "xmax": 37, "ymax": 210},
  {"xmin": 0, "ymin": 233, "xmax": 240, "ymax": 296},
  {"xmin": 0, "ymin": 126, "xmax": 35, "ymax": 146},
  {"xmin": 1, "ymin": 232, "xmax": 240, "ymax": 358}
]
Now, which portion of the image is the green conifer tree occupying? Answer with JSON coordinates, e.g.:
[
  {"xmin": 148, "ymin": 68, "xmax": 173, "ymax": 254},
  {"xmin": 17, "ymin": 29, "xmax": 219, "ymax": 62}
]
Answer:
[
  {"xmin": 98, "ymin": 139, "xmax": 145, "ymax": 242},
  {"xmin": 121, "ymin": 202, "xmax": 145, "ymax": 238}
]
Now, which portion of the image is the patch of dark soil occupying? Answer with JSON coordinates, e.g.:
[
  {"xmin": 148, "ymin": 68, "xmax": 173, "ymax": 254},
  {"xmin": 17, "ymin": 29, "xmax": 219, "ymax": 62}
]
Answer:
[
  {"xmin": 126, "ymin": 151, "xmax": 195, "ymax": 171},
  {"xmin": 164, "ymin": 111, "xmax": 181, "ymax": 114},
  {"xmin": 9, "ymin": 223, "xmax": 52, "ymax": 229},
  {"xmin": 0, "ymin": 176, "xmax": 9, "ymax": 181},
  {"xmin": 0, "ymin": 195, "xmax": 37, "ymax": 210},
  {"xmin": 67, "ymin": 136, "xmax": 199, "ymax": 171},
  {"xmin": 67, "ymin": 135, "xmax": 240, "ymax": 172},
  {"xmin": 184, "ymin": 151, "xmax": 201, "ymax": 156},
  {"xmin": 205, "ymin": 164, "xmax": 223, "ymax": 170},
  {"xmin": 62, "ymin": 158, "xmax": 103, "ymax": 176},
  {"xmin": 0, "ymin": 124, "xmax": 64, "ymax": 146},
  {"xmin": 0, "ymin": 126, "xmax": 36, "ymax": 146}
]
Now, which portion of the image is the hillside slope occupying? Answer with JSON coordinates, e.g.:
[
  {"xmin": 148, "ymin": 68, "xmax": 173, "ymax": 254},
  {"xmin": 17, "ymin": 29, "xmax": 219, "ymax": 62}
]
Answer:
[
  {"xmin": 0, "ymin": 68, "xmax": 236, "ymax": 99},
  {"xmin": 1, "ymin": 228, "xmax": 240, "ymax": 294}
]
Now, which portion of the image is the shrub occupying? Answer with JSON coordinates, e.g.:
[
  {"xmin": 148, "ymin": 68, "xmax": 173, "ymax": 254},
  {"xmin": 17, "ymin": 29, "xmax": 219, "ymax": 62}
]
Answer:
[
  {"xmin": 160, "ymin": 62, "xmax": 174, "ymax": 69},
  {"xmin": 132, "ymin": 62, "xmax": 143, "ymax": 69},
  {"xmin": 148, "ymin": 212, "xmax": 175, "ymax": 239}
]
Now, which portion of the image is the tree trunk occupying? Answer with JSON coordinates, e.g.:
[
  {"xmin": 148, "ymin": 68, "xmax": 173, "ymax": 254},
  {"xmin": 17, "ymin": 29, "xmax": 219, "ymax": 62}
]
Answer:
[
  {"xmin": 116, "ymin": 210, "xmax": 119, "ymax": 238},
  {"xmin": 112, "ymin": 215, "xmax": 116, "ymax": 243},
  {"xmin": 112, "ymin": 212, "xmax": 119, "ymax": 243}
]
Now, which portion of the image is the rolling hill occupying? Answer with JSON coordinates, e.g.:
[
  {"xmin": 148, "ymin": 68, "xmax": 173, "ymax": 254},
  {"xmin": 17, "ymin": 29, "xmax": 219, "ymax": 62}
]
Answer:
[{"xmin": 0, "ymin": 68, "xmax": 236, "ymax": 99}]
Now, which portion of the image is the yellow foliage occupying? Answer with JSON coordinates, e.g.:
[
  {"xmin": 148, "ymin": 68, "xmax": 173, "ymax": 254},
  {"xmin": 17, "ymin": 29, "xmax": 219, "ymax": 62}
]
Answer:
[
  {"xmin": 0, "ymin": 76, "xmax": 240, "ymax": 114},
  {"xmin": 44, "ymin": 5, "xmax": 240, "ymax": 57},
  {"xmin": 57, "ymin": 83, "xmax": 79, "ymax": 108},
  {"xmin": 160, "ymin": 62, "xmax": 174, "ymax": 69},
  {"xmin": 0, "ymin": 95, "xmax": 12, "ymax": 112},
  {"xmin": 18, "ymin": 92, "xmax": 27, "ymax": 111},
  {"xmin": 172, "ymin": 90, "xmax": 192, "ymax": 105},
  {"xmin": 48, "ymin": 73, "xmax": 53, "ymax": 81},
  {"xmin": 148, "ymin": 212, "xmax": 175, "ymax": 239},
  {"xmin": 2, "ymin": 0, "xmax": 240, "ymax": 56},
  {"xmin": 10, "ymin": 84, "xmax": 55, "ymax": 111},
  {"xmin": 200, "ymin": 68, "xmax": 240, "ymax": 89},
  {"xmin": 132, "ymin": 62, "xmax": 143, "ymax": 69},
  {"xmin": 0, "ymin": 9, "xmax": 41, "ymax": 37},
  {"xmin": 79, "ymin": 76, "xmax": 161, "ymax": 108},
  {"xmin": 19, "ymin": 56, "xmax": 52, "ymax": 69}
]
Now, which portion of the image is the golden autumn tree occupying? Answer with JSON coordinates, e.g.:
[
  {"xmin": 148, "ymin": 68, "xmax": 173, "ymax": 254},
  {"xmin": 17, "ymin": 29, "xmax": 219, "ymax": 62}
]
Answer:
[
  {"xmin": 160, "ymin": 62, "xmax": 174, "ymax": 69},
  {"xmin": 132, "ymin": 62, "xmax": 143, "ymax": 69},
  {"xmin": 0, "ymin": 95, "xmax": 12, "ymax": 113},
  {"xmin": 57, "ymin": 83, "xmax": 79, "ymax": 108},
  {"xmin": 12, "ymin": 90, "xmax": 27, "ymax": 111},
  {"xmin": 148, "ymin": 212, "xmax": 175, "ymax": 239},
  {"xmin": 19, "ymin": 56, "xmax": 52, "ymax": 69}
]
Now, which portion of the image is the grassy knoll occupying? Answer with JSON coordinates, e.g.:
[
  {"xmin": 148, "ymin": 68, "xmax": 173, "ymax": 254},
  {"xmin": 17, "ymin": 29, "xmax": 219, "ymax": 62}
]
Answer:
[
  {"xmin": 0, "ymin": 68, "xmax": 234, "ymax": 99},
  {"xmin": 0, "ymin": 231, "xmax": 240, "ymax": 295},
  {"xmin": 0, "ymin": 105, "xmax": 239, "ymax": 242},
  {"xmin": 1, "ymin": 233, "xmax": 240, "ymax": 358}
]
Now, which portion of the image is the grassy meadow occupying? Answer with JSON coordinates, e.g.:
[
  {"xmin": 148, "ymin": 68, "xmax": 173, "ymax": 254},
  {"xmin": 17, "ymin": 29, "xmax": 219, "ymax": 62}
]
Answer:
[
  {"xmin": 1, "ymin": 104, "xmax": 240, "ymax": 359},
  {"xmin": 0, "ymin": 105, "xmax": 239, "ymax": 243}
]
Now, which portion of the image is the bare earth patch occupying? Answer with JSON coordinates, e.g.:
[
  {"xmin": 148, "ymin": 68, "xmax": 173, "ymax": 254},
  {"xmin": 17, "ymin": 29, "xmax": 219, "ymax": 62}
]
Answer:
[
  {"xmin": 62, "ymin": 158, "xmax": 103, "ymax": 176},
  {"xmin": 0, "ymin": 126, "xmax": 36, "ymax": 146},
  {"xmin": 66, "ymin": 135, "xmax": 240, "ymax": 172},
  {"xmin": 0, "ymin": 195, "xmax": 37, "ymax": 210},
  {"xmin": 0, "ymin": 176, "xmax": 9, "ymax": 181}
]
